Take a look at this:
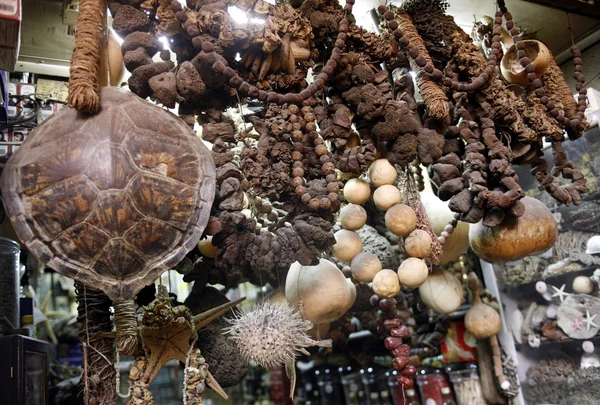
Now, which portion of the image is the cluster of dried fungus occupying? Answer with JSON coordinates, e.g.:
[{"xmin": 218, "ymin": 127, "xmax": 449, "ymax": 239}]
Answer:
[{"xmin": 109, "ymin": 0, "xmax": 589, "ymax": 287}]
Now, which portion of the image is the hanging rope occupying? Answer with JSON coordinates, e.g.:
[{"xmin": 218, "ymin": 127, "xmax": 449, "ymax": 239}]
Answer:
[
  {"xmin": 75, "ymin": 282, "xmax": 117, "ymax": 405},
  {"xmin": 114, "ymin": 299, "xmax": 140, "ymax": 356},
  {"xmin": 68, "ymin": 0, "xmax": 107, "ymax": 113}
]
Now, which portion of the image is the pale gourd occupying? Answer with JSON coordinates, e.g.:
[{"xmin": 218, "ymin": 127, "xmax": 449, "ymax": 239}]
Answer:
[
  {"xmin": 397, "ymin": 258, "xmax": 429, "ymax": 289},
  {"xmin": 373, "ymin": 184, "xmax": 402, "ymax": 211},
  {"xmin": 419, "ymin": 167, "xmax": 469, "ymax": 264},
  {"xmin": 343, "ymin": 178, "xmax": 371, "ymax": 204},
  {"xmin": 339, "ymin": 204, "xmax": 368, "ymax": 230},
  {"xmin": 464, "ymin": 272, "xmax": 501, "ymax": 339},
  {"xmin": 286, "ymin": 259, "xmax": 356, "ymax": 325},
  {"xmin": 369, "ymin": 159, "xmax": 397, "ymax": 187},
  {"xmin": 469, "ymin": 196, "xmax": 557, "ymax": 263},
  {"xmin": 385, "ymin": 204, "xmax": 417, "ymax": 237},
  {"xmin": 350, "ymin": 251, "xmax": 382, "ymax": 283},
  {"xmin": 501, "ymin": 40, "xmax": 551, "ymax": 87},
  {"xmin": 419, "ymin": 269, "xmax": 463, "ymax": 314},
  {"xmin": 372, "ymin": 269, "xmax": 401, "ymax": 298},
  {"xmin": 332, "ymin": 230, "xmax": 363, "ymax": 262}
]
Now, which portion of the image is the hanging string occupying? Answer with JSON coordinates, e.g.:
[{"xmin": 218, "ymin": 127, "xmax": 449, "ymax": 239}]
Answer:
[
  {"xmin": 567, "ymin": 12, "xmax": 576, "ymax": 48},
  {"xmin": 83, "ymin": 285, "xmax": 91, "ymax": 405},
  {"xmin": 113, "ymin": 300, "xmax": 139, "ymax": 356}
]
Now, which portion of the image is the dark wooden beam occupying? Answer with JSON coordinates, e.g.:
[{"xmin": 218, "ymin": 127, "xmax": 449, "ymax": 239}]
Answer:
[{"xmin": 521, "ymin": 0, "xmax": 600, "ymax": 20}]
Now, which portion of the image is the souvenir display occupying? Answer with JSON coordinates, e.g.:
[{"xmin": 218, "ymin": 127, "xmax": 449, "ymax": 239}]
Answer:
[{"xmin": 0, "ymin": 0, "xmax": 598, "ymax": 403}]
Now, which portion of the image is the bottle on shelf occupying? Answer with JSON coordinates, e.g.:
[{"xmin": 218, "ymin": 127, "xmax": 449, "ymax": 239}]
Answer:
[
  {"xmin": 404, "ymin": 389, "xmax": 420, "ymax": 405},
  {"xmin": 441, "ymin": 387, "xmax": 456, "ymax": 405}
]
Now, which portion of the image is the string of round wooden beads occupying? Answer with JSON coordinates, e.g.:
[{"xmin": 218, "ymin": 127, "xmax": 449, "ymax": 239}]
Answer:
[
  {"xmin": 437, "ymin": 213, "xmax": 460, "ymax": 245},
  {"xmin": 496, "ymin": 0, "xmax": 587, "ymax": 129},
  {"xmin": 377, "ymin": 5, "xmax": 497, "ymax": 92},
  {"xmin": 173, "ymin": 0, "xmax": 356, "ymax": 105},
  {"xmin": 293, "ymin": 104, "xmax": 343, "ymax": 212}
]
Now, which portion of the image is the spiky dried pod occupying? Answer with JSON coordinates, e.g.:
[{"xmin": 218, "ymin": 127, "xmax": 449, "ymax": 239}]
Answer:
[{"xmin": 224, "ymin": 301, "xmax": 331, "ymax": 370}]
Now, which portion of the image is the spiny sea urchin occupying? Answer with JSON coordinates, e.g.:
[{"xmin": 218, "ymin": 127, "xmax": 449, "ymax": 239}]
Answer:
[{"xmin": 224, "ymin": 301, "xmax": 331, "ymax": 370}]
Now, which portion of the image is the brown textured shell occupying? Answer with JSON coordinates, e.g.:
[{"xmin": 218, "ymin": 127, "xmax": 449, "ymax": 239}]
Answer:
[{"xmin": 0, "ymin": 87, "xmax": 216, "ymax": 302}]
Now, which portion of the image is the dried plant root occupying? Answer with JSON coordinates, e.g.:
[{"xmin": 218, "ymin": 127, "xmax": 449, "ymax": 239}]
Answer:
[
  {"xmin": 397, "ymin": 12, "xmax": 449, "ymax": 121},
  {"xmin": 68, "ymin": 0, "xmax": 107, "ymax": 113},
  {"xmin": 490, "ymin": 335, "xmax": 509, "ymax": 390}
]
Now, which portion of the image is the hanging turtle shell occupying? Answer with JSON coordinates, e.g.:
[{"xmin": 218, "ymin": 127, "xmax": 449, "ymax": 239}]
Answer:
[{"xmin": 1, "ymin": 87, "xmax": 216, "ymax": 302}]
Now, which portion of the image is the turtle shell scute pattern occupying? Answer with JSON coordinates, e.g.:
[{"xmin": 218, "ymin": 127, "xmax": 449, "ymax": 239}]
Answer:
[{"xmin": 1, "ymin": 87, "xmax": 216, "ymax": 302}]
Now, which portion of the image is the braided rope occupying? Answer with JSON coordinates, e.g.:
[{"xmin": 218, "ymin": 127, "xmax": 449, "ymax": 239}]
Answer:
[{"xmin": 68, "ymin": 0, "xmax": 107, "ymax": 113}]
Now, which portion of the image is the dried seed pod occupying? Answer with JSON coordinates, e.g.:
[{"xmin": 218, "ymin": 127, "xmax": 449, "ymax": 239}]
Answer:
[
  {"xmin": 343, "ymin": 178, "xmax": 371, "ymax": 204},
  {"xmin": 397, "ymin": 257, "xmax": 428, "ymax": 289},
  {"xmin": 339, "ymin": 203, "xmax": 368, "ymax": 231},
  {"xmin": 404, "ymin": 229, "xmax": 433, "ymax": 258},
  {"xmin": 332, "ymin": 229, "xmax": 363, "ymax": 263},
  {"xmin": 373, "ymin": 184, "xmax": 402, "ymax": 211},
  {"xmin": 350, "ymin": 251, "xmax": 382, "ymax": 283},
  {"xmin": 385, "ymin": 204, "xmax": 417, "ymax": 237},
  {"xmin": 369, "ymin": 159, "xmax": 398, "ymax": 187},
  {"xmin": 372, "ymin": 269, "xmax": 401, "ymax": 298}
]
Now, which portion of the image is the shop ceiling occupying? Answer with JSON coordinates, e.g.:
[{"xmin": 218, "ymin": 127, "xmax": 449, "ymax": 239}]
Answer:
[{"xmin": 16, "ymin": 0, "xmax": 600, "ymax": 77}]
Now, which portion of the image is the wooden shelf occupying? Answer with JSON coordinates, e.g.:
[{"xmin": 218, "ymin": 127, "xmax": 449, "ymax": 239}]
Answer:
[
  {"xmin": 521, "ymin": 0, "xmax": 600, "ymax": 20},
  {"xmin": 515, "ymin": 334, "xmax": 600, "ymax": 353},
  {"xmin": 500, "ymin": 265, "xmax": 599, "ymax": 303}
]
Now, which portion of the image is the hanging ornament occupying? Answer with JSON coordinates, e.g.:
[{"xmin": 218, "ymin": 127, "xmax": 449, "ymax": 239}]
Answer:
[
  {"xmin": 224, "ymin": 301, "xmax": 332, "ymax": 398},
  {"xmin": 117, "ymin": 285, "xmax": 244, "ymax": 404}
]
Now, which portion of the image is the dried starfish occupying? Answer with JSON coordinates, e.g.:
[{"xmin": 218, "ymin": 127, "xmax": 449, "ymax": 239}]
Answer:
[
  {"xmin": 103, "ymin": 286, "xmax": 244, "ymax": 402},
  {"xmin": 140, "ymin": 286, "xmax": 245, "ymax": 399}
]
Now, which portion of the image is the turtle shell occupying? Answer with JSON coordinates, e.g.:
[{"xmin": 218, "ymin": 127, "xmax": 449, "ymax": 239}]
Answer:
[{"xmin": 1, "ymin": 87, "xmax": 216, "ymax": 302}]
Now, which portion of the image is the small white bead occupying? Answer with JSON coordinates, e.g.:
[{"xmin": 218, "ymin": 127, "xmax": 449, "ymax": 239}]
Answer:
[
  {"xmin": 437, "ymin": 236, "xmax": 446, "ymax": 244},
  {"xmin": 441, "ymin": 231, "xmax": 450, "ymax": 238}
]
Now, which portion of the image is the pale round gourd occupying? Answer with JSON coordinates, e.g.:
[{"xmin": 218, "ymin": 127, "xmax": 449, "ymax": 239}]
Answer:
[
  {"xmin": 419, "ymin": 173, "xmax": 469, "ymax": 264},
  {"xmin": 350, "ymin": 251, "xmax": 382, "ymax": 283},
  {"xmin": 369, "ymin": 159, "xmax": 397, "ymax": 187},
  {"xmin": 373, "ymin": 185, "xmax": 402, "ymax": 211},
  {"xmin": 573, "ymin": 276, "xmax": 594, "ymax": 294},
  {"xmin": 286, "ymin": 259, "xmax": 356, "ymax": 325},
  {"xmin": 397, "ymin": 258, "xmax": 429, "ymax": 289},
  {"xmin": 339, "ymin": 204, "xmax": 367, "ymax": 231},
  {"xmin": 419, "ymin": 269, "xmax": 464, "ymax": 314},
  {"xmin": 332, "ymin": 230, "xmax": 363, "ymax": 262},
  {"xmin": 404, "ymin": 229, "xmax": 432, "ymax": 258},
  {"xmin": 343, "ymin": 178, "xmax": 371, "ymax": 204},
  {"xmin": 464, "ymin": 272, "xmax": 501, "ymax": 339},
  {"xmin": 469, "ymin": 196, "xmax": 557, "ymax": 263},
  {"xmin": 372, "ymin": 269, "xmax": 401, "ymax": 298},
  {"xmin": 385, "ymin": 204, "xmax": 417, "ymax": 237},
  {"xmin": 197, "ymin": 235, "xmax": 217, "ymax": 258}
]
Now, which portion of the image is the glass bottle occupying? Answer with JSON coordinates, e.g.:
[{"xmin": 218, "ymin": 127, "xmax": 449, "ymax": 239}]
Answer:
[
  {"xmin": 405, "ymin": 389, "xmax": 420, "ymax": 405},
  {"xmin": 441, "ymin": 387, "xmax": 456, "ymax": 405}
]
